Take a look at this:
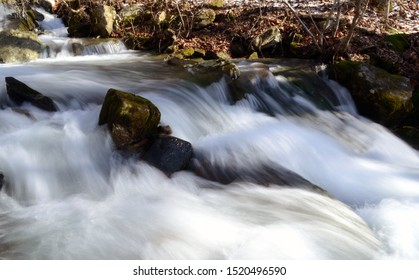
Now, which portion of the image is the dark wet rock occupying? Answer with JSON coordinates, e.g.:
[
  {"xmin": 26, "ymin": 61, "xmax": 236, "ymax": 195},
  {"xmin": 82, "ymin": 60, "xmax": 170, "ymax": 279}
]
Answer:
[
  {"xmin": 190, "ymin": 159, "xmax": 324, "ymax": 192},
  {"xmin": 39, "ymin": 0, "xmax": 56, "ymax": 13},
  {"xmin": 0, "ymin": 173, "xmax": 4, "ymax": 191},
  {"xmin": 230, "ymin": 35, "xmax": 251, "ymax": 58},
  {"xmin": 394, "ymin": 126, "xmax": 419, "ymax": 150},
  {"xmin": 67, "ymin": 9, "xmax": 91, "ymax": 37},
  {"xmin": 91, "ymin": 5, "xmax": 116, "ymax": 38},
  {"xmin": 275, "ymin": 68, "xmax": 339, "ymax": 111},
  {"xmin": 142, "ymin": 136, "xmax": 193, "ymax": 176},
  {"xmin": 0, "ymin": 30, "xmax": 43, "ymax": 63},
  {"xmin": 384, "ymin": 33, "xmax": 410, "ymax": 53},
  {"xmin": 228, "ymin": 62, "xmax": 338, "ymax": 116},
  {"xmin": 5, "ymin": 77, "xmax": 58, "ymax": 112},
  {"xmin": 98, "ymin": 88, "xmax": 161, "ymax": 151},
  {"xmin": 327, "ymin": 61, "xmax": 413, "ymax": 126}
]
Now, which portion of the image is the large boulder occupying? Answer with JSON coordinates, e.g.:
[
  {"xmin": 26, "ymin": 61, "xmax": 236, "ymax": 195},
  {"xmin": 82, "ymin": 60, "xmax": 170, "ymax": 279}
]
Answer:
[
  {"xmin": 142, "ymin": 136, "xmax": 193, "ymax": 175},
  {"xmin": 98, "ymin": 88, "xmax": 161, "ymax": 151},
  {"xmin": 0, "ymin": 29, "xmax": 43, "ymax": 63},
  {"xmin": 5, "ymin": 77, "xmax": 58, "ymax": 112},
  {"xmin": 327, "ymin": 61, "xmax": 413, "ymax": 126},
  {"xmin": 91, "ymin": 5, "xmax": 115, "ymax": 38}
]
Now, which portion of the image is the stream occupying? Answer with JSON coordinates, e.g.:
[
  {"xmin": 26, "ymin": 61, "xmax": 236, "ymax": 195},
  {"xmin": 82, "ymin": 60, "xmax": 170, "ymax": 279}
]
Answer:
[{"xmin": 1, "ymin": 6, "xmax": 419, "ymax": 260}]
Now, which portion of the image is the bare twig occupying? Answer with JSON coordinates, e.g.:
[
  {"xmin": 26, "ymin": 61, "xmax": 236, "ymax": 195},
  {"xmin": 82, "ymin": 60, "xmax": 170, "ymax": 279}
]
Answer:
[
  {"xmin": 338, "ymin": 0, "xmax": 370, "ymax": 54},
  {"xmin": 305, "ymin": 0, "xmax": 325, "ymax": 47},
  {"xmin": 282, "ymin": 0, "xmax": 322, "ymax": 51},
  {"xmin": 333, "ymin": 0, "xmax": 341, "ymax": 37}
]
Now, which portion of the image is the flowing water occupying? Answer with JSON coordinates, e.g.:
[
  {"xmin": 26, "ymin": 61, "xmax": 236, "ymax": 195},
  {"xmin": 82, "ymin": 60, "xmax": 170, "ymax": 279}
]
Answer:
[{"xmin": 1, "ymin": 7, "xmax": 419, "ymax": 260}]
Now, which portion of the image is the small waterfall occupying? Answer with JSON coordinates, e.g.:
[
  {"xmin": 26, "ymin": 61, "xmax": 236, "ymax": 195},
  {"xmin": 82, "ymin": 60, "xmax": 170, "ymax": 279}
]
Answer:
[
  {"xmin": 1, "ymin": 55, "xmax": 419, "ymax": 259},
  {"xmin": 40, "ymin": 38, "xmax": 129, "ymax": 58},
  {"xmin": 1, "ymin": 4, "xmax": 419, "ymax": 260}
]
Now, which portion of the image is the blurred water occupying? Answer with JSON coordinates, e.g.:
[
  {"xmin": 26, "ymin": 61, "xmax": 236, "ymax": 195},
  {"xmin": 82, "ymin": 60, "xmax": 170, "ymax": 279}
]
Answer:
[
  {"xmin": 0, "ymin": 54, "xmax": 418, "ymax": 259},
  {"xmin": 1, "ymin": 4, "xmax": 419, "ymax": 260}
]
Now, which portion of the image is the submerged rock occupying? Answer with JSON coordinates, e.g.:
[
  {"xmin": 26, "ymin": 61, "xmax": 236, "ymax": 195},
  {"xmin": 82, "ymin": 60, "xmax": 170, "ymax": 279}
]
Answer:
[
  {"xmin": 0, "ymin": 30, "xmax": 43, "ymax": 63},
  {"xmin": 98, "ymin": 88, "xmax": 161, "ymax": 151},
  {"xmin": 167, "ymin": 57, "xmax": 240, "ymax": 81},
  {"xmin": 142, "ymin": 136, "xmax": 193, "ymax": 176},
  {"xmin": 191, "ymin": 159, "xmax": 324, "ymax": 192},
  {"xmin": 328, "ymin": 61, "xmax": 413, "ymax": 126},
  {"xmin": 5, "ymin": 77, "xmax": 58, "ymax": 112}
]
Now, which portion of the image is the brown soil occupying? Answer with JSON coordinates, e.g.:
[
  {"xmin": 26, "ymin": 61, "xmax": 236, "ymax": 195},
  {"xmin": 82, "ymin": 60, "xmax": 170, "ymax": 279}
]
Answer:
[{"xmin": 54, "ymin": 0, "xmax": 419, "ymax": 90}]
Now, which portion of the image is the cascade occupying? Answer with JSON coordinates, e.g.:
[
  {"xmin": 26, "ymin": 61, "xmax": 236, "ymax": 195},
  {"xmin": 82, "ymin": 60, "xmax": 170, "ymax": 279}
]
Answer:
[{"xmin": 0, "ymin": 5, "xmax": 419, "ymax": 260}]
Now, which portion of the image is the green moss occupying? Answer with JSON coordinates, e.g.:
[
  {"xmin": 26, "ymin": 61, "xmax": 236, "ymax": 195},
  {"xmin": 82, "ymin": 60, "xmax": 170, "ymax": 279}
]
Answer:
[
  {"xmin": 248, "ymin": 52, "xmax": 259, "ymax": 60},
  {"xmin": 216, "ymin": 51, "xmax": 231, "ymax": 60},
  {"xmin": 384, "ymin": 33, "xmax": 410, "ymax": 53},
  {"xmin": 99, "ymin": 89, "xmax": 161, "ymax": 149},
  {"xmin": 226, "ymin": 10, "xmax": 236, "ymax": 22},
  {"xmin": 181, "ymin": 47, "xmax": 195, "ymax": 58},
  {"xmin": 194, "ymin": 8, "xmax": 216, "ymax": 29},
  {"xmin": 379, "ymin": 92, "xmax": 405, "ymax": 112},
  {"xmin": 209, "ymin": 0, "xmax": 224, "ymax": 8}
]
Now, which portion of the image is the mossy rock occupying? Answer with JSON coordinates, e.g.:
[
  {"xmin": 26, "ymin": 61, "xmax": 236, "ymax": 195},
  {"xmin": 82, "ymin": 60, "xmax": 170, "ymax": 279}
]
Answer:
[
  {"xmin": 118, "ymin": 3, "xmax": 145, "ymax": 25},
  {"xmin": 248, "ymin": 52, "xmax": 259, "ymax": 60},
  {"xmin": 328, "ymin": 61, "xmax": 413, "ymax": 126},
  {"xmin": 180, "ymin": 47, "xmax": 195, "ymax": 58},
  {"xmin": 19, "ymin": 9, "xmax": 43, "ymax": 31},
  {"xmin": 166, "ymin": 57, "xmax": 240, "ymax": 85},
  {"xmin": 384, "ymin": 33, "xmax": 410, "ymax": 53},
  {"xmin": 369, "ymin": 53, "xmax": 399, "ymax": 74},
  {"xmin": 0, "ymin": 29, "xmax": 43, "ymax": 63},
  {"xmin": 208, "ymin": 0, "xmax": 225, "ymax": 8},
  {"xmin": 194, "ymin": 8, "xmax": 216, "ymax": 29},
  {"xmin": 155, "ymin": 11, "xmax": 167, "ymax": 26},
  {"xmin": 251, "ymin": 27, "xmax": 282, "ymax": 51},
  {"xmin": 98, "ymin": 88, "xmax": 161, "ymax": 151}
]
